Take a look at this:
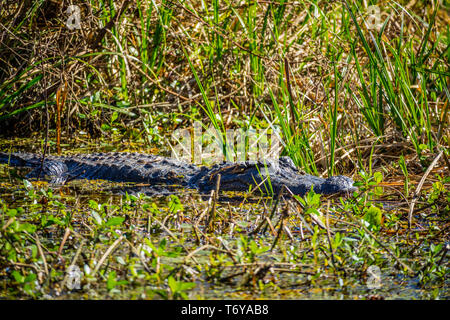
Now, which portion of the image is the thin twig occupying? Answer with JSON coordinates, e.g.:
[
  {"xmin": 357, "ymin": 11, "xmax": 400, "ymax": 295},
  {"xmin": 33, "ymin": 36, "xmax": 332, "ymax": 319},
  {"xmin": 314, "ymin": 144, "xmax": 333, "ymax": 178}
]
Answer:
[
  {"xmin": 261, "ymin": 186, "xmax": 284, "ymax": 234},
  {"xmin": 124, "ymin": 239, "xmax": 154, "ymax": 274},
  {"xmin": 408, "ymin": 150, "xmax": 443, "ymax": 228},
  {"xmin": 34, "ymin": 234, "xmax": 49, "ymax": 277},
  {"xmin": 58, "ymin": 227, "xmax": 71, "ymax": 257},
  {"xmin": 91, "ymin": 235, "xmax": 124, "ymax": 277},
  {"xmin": 207, "ymin": 174, "xmax": 221, "ymax": 233},
  {"xmin": 270, "ymin": 206, "xmax": 289, "ymax": 251},
  {"xmin": 325, "ymin": 201, "xmax": 338, "ymax": 271}
]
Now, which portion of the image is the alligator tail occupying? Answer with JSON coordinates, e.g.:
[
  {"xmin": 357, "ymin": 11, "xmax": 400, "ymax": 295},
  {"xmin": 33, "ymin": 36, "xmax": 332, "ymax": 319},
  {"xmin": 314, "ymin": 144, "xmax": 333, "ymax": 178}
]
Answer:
[
  {"xmin": 0, "ymin": 152, "xmax": 69, "ymax": 184},
  {"xmin": 0, "ymin": 152, "xmax": 42, "ymax": 168}
]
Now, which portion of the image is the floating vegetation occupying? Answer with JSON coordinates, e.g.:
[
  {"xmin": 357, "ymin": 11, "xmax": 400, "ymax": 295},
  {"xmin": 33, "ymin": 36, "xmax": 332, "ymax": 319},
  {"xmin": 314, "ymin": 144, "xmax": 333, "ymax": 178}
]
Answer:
[{"xmin": 0, "ymin": 0, "xmax": 449, "ymax": 300}]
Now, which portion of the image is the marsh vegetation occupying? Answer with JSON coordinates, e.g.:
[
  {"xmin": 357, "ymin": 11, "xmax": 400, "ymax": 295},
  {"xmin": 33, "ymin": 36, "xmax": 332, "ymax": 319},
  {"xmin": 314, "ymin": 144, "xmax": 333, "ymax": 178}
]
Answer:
[{"xmin": 0, "ymin": 0, "xmax": 448, "ymax": 299}]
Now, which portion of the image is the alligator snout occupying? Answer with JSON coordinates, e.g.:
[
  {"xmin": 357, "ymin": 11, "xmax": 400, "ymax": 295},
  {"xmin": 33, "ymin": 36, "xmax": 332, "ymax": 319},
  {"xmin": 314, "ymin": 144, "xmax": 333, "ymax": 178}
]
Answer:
[{"xmin": 316, "ymin": 176, "xmax": 357, "ymax": 195}]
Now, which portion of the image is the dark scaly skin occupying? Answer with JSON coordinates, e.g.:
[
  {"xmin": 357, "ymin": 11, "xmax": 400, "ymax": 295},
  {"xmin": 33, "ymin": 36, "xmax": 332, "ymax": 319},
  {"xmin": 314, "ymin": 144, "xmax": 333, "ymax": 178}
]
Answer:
[
  {"xmin": 194, "ymin": 157, "xmax": 357, "ymax": 195},
  {"xmin": 0, "ymin": 152, "xmax": 357, "ymax": 196}
]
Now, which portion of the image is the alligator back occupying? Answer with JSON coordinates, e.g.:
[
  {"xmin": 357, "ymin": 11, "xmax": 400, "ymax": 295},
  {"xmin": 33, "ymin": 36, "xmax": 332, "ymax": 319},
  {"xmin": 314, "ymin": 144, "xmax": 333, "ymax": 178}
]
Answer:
[
  {"xmin": 0, "ymin": 152, "xmax": 201, "ymax": 186},
  {"xmin": 0, "ymin": 152, "xmax": 357, "ymax": 196},
  {"xmin": 60, "ymin": 152, "xmax": 200, "ymax": 185}
]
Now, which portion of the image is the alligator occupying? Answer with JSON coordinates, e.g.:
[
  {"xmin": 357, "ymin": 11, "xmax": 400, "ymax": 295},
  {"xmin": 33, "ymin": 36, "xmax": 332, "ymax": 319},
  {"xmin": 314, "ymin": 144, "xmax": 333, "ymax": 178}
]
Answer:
[{"xmin": 0, "ymin": 152, "xmax": 357, "ymax": 196}]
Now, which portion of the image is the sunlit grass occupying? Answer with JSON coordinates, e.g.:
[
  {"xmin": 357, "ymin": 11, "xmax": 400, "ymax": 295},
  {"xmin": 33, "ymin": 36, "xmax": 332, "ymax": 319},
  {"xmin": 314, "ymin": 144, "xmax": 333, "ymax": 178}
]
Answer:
[{"xmin": 0, "ymin": 0, "xmax": 448, "ymax": 300}]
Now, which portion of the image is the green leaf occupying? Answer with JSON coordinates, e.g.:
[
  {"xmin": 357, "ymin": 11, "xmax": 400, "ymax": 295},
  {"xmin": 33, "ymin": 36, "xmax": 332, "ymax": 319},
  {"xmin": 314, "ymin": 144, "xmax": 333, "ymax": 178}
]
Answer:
[
  {"xmin": 88, "ymin": 200, "xmax": 99, "ymax": 210},
  {"xmin": 7, "ymin": 208, "xmax": 17, "ymax": 217},
  {"xmin": 179, "ymin": 281, "xmax": 196, "ymax": 291},
  {"xmin": 168, "ymin": 195, "xmax": 183, "ymax": 213},
  {"xmin": 105, "ymin": 216, "xmax": 125, "ymax": 227},
  {"xmin": 24, "ymin": 273, "xmax": 36, "ymax": 283},
  {"xmin": 168, "ymin": 276, "xmax": 178, "ymax": 292},
  {"xmin": 373, "ymin": 172, "xmax": 383, "ymax": 184},
  {"xmin": 168, "ymin": 276, "xmax": 195, "ymax": 297},
  {"xmin": 363, "ymin": 206, "xmax": 382, "ymax": 231},
  {"xmin": 18, "ymin": 222, "xmax": 37, "ymax": 233},
  {"xmin": 111, "ymin": 111, "xmax": 119, "ymax": 123},
  {"xmin": 12, "ymin": 271, "xmax": 25, "ymax": 283},
  {"xmin": 107, "ymin": 271, "xmax": 117, "ymax": 290}
]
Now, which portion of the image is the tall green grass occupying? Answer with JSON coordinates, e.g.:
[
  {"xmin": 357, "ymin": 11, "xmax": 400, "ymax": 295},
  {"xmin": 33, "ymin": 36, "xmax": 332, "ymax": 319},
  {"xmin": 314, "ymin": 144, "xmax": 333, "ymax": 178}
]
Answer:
[
  {"xmin": 344, "ymin": 1, "xmax": 447, "ymax": 158},
  {"xmin": 0, "ymin": 0, "xmax": 448, "ymax": 176}
]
